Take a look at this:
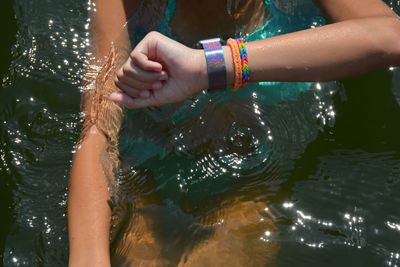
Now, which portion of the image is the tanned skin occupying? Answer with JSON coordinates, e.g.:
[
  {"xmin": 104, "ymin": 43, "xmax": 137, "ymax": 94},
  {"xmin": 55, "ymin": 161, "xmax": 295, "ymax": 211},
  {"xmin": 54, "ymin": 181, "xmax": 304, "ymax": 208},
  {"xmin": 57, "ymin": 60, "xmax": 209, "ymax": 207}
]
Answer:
[{"xmin": 68, "ymin": 1, "xmax": 400, "ymax": 266}]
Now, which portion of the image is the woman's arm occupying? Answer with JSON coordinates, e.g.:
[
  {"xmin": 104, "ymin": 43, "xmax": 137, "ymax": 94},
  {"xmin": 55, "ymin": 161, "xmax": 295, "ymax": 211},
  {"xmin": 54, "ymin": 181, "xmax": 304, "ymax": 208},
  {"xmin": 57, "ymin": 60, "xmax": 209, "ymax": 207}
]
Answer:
[
  {"xmin": 246, "ymin": 0, "xmax": 399, "ymax": 82},
  {"xmin": 111, "ymin": 0, "xmax": 400, "ymax": 109},
  {"xmin": 316, "ymin": 0, "xmax": 397, "ymax": 21},
  {"xmin": 245, "ymin": 15, "xmax": 400, "ymax": 83},
  {"xmin": 68, "ymin": 128, "xmax": 113, "ymax": 267},
  {"xmin": 67, "ymin": 0, "xmax": 138, "ymax": 266}
]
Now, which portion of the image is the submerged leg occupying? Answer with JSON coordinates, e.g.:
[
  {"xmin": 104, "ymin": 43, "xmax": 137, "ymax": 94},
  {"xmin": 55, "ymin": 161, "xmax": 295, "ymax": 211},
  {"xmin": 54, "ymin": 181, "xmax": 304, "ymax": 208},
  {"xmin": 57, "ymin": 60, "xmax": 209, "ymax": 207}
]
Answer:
[
  {"xmin": 112, "ymin": 199, "xmax": 213, "ymax": 267},
  {"xmin": 179, "ymin": 200, "xmax": 279, "ymax": 267},
  {"xmin": 110, "ymin": 198, "xmax": 278, "ymax": 267}
]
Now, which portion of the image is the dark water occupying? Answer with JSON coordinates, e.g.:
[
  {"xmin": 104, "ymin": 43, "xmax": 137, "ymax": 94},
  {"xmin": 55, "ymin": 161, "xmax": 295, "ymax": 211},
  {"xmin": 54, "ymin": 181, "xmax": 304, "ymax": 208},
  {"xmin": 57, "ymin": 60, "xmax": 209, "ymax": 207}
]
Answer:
[{"xmin": 1, "ymin": 0, "xmax": 400, "ymax": 266}]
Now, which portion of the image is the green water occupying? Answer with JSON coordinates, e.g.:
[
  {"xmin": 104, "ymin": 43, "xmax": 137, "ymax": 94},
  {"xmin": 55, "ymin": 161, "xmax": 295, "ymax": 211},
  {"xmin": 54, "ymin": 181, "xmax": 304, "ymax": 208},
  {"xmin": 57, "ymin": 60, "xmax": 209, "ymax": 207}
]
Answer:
[{"xmin": 1, "ymin": 0, "xmax": 400, "ymax": 266}]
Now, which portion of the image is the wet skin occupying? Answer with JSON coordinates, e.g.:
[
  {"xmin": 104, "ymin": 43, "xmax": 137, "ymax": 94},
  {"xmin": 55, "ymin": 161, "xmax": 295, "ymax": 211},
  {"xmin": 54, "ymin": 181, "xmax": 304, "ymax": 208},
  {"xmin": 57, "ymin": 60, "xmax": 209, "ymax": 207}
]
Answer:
[{"xmin": 68, "ymin": 0, "xmax": 400, "ymax": 266}]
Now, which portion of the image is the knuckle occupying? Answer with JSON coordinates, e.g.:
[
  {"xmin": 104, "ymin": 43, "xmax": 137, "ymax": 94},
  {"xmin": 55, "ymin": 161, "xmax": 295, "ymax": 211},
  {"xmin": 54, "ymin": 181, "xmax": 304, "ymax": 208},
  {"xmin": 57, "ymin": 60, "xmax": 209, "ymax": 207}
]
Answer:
[
  {"xmin": 125, "ymin": 98, "xmax": 136, "ymax": 108},
  {"xmin": 126, "ymin": 88, "xmax": 139, "ymax": 97},
  {"xmin": 122, "ymin": 64, "xmax": 131, "ymax": 74},
  {"xmin": 151, "ymin": 99, "xmax": 162, "ymax": 108},
  {"xmin": 148, "ymin": 31, "xmax": 160, "ymax": 39},
  {"xmin": 130, "ymin": 56, "xmax": 137, "ymax": 64},
  {"xmin": 129, "ymin": 50, "xmax": 137, "ymax": 57},
  {"xmin": 114, "ymin": 80, "xmax": 122, "ymax": 89},
  {"xmin": 145, "ymin": 73, "xmax": 158, "ymax": 82},
  {"xmin": 129, "ymin": 52, "xmax": 139, "ymax": 62},
  {"xmin": 133, "ymin": 91, "xmax": 142, "ymax": 97},
  {"xmin": 142, "ymin": 77, "xmax": 152, "ymax": 83},
  {"xmin": 124, "ymin": 103, "xmax": 134, "ymax": 109},
  {"xmin": 138, "ymin": 83, "xmax": 149, "ymax": 90},
  {"xmin": 116, "ymin": 68, "xmax": 124, "ymax": 78}
]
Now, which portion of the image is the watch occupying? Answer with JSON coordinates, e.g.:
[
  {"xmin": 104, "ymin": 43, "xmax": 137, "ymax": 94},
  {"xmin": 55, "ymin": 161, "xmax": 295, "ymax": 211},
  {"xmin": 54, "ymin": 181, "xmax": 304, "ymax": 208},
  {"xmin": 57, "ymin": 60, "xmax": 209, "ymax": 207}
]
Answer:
[{"xmin": 198, "ymin": 38, "xmax": 227, "ymax": 92}]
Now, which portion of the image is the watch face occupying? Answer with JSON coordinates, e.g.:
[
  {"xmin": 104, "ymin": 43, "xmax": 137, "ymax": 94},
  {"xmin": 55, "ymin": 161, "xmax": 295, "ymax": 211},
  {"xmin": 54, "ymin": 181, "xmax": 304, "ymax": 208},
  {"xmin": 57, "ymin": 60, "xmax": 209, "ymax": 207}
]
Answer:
[
  {"xmin": 199, "ymin": 38, "xmax": 222, "ymax": 45},
  {"xmin": 197, "ymin": 38, "xmax": 222, "ymax": 49}
]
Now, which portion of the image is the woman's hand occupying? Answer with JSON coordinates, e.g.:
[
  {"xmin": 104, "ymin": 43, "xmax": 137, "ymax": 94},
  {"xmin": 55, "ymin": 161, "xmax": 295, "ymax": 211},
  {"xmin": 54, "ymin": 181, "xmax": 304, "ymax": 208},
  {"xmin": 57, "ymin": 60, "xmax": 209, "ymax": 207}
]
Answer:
[{"xmin": 110, "ymin": 31, "xmax": 208, "ymax": 109}]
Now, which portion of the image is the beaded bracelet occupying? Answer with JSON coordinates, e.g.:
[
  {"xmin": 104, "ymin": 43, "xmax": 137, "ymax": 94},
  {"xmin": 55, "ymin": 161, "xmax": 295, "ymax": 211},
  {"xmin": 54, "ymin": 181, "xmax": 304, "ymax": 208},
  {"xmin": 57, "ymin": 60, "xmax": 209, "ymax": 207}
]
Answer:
[
  {"xmin": 236, "ymin": 39, "xmax": 250, "ymax": 87},
  {"xmin": 227, "ymin": 38, "xmax": 243, "ymax": 91},
  {"xmin": 197, "ymin": 38, "xmax": 249, "ymax": 92}
]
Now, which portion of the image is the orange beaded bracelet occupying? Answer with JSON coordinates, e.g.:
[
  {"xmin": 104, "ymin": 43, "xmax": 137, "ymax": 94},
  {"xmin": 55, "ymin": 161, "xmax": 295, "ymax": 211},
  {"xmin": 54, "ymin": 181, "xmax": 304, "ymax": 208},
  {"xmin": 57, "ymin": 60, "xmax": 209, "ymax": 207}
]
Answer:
[{"xmin": 227, "ymin": 38, "xmax": 243, "ymax": 91}]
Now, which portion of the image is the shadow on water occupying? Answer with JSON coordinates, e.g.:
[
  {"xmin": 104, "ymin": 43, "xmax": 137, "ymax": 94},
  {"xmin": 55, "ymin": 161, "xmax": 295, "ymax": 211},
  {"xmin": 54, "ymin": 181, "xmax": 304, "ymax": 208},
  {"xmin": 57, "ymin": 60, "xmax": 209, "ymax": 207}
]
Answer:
[
  {"xmin": 0, "ymin": 0, "xmax": 16, "ymax": 76},
  {"xmin": 0, "ymin": 0, "xmax": 17, "ymax": 266},
  {"xmin": 273, "ymin": 70, "xmax": 400, "ymax": 266},
  {"xmin": 274, "ymin": 70, "xmax": 400, "ymax": 204}
]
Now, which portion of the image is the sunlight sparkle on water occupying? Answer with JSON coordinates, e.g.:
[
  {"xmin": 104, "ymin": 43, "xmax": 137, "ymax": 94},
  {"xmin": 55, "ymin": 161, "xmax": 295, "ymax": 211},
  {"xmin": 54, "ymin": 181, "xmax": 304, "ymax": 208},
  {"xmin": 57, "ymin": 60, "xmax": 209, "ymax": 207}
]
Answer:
[
  {"xmin": 283, "ymin": 202, "xmax": 294, "ymax": 208},
  {"xmin": 297, "ymin": 210, "xmax": 312, "ymax": 220},
  {"xmin": 387, "ymin": 221, "xmax": 400, "ymax": 231}
]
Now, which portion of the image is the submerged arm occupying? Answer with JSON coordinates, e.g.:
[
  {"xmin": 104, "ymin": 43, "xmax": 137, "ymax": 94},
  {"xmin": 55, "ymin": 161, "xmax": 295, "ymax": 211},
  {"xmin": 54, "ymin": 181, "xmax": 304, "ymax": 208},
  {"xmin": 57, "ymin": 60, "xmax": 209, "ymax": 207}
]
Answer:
[
  {"xmin": 68, "ymin": 129, "xmax": 113, "ymax": 267},
  {"xmin": 67, "ymin": 0, "xmax": 138, "ymax": 266}
]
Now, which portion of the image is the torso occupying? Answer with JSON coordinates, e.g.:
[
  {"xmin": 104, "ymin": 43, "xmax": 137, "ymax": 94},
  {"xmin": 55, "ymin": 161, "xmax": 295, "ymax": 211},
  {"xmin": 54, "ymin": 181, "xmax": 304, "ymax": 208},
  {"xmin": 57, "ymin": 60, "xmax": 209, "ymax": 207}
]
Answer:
[
  {"xmin": 124, "ymin": 0, "xmax": 270, "ymax": 46},
  {"xmin": 170, "ymin": 0, "xmax": 269, "ymax": 45}
]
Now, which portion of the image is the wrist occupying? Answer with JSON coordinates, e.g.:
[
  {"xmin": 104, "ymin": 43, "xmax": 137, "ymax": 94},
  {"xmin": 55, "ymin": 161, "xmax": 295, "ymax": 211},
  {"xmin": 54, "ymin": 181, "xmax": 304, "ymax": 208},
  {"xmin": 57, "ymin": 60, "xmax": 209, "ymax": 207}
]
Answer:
[
  {"xmin": 194, "ymin": 46, "xmax": 235, "ymax": 92},
  {"xmin": 222, "ymin": 45, "xmax": 234, "ymax": 88},
  {"xmin": 194, "ymin": 48, "xmax": 209, "ymax": 92},
  {"xmin": 68, "ymin": 258, "xmax": 111, "ymax": 267}
]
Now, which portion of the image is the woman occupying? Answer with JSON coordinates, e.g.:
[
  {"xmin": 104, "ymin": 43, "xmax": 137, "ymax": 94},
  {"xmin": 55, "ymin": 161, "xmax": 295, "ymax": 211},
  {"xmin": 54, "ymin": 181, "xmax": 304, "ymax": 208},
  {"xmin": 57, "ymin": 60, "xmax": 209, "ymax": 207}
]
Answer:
[
  {"xmin": 68, "ymin": 0, "xmax": 400, "ymax": 266},
  {"xmin": 110, "ymin": 1, "xmax": 400, "ymax": 108}
]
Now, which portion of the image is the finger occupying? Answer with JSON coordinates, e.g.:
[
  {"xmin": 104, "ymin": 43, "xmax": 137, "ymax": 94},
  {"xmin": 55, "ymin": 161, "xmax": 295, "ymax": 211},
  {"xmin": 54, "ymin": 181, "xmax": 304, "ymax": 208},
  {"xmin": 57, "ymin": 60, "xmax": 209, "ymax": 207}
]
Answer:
[
  {"xmin": 116, "ymin": 70, "xmax": 160, "ymax": 91},
  {"xmin": 120, "ymin": 62, "xmax": 168, "ymax": 83},
  {"xmin": 115, "ymin": 75, "xmax": 163, "ymax": 91},
  {"xmin": 109, "ymin": 92, "xmax": 158, "ymax": 109},
  {"xmin": 126, "ymin": 96, "xmax": 160, "ymax": 109},
  {"xmin": 130, "ymin": 51, "xmax": 162, "ymax": 72},
  {"xmin": 109, "ymin": 92, "xmax": 136, "ymax": 108},
  {"xmin": 119, "ymin": 62, "xmax": 168, "ymax": 81},
  {"xmin": 114, "ymin": 80, "xmax": 151, "ymax": 98}
]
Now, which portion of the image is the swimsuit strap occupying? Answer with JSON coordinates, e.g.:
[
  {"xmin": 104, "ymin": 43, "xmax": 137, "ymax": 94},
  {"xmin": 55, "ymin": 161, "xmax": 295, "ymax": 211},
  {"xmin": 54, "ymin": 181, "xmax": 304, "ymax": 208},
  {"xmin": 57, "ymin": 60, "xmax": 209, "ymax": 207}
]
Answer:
[{"xmin": 158, "ymin": 0, "xmax": 177, "ymax": 39}]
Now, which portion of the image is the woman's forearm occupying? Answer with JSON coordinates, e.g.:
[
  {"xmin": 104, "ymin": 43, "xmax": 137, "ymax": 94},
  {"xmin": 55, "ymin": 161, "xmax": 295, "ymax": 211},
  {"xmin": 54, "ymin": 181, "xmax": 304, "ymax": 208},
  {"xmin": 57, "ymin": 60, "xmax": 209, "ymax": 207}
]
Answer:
[
  {"xmin": 223, "ymin": 16, "xmax": 400, "ymax": 84},
  {"xmin": 68, "ymin": 128, "xmax": 112, "ymax": 267},
  {"xmin": 235, "ymin": 0, "xmax": 400, "ymax": 83}
]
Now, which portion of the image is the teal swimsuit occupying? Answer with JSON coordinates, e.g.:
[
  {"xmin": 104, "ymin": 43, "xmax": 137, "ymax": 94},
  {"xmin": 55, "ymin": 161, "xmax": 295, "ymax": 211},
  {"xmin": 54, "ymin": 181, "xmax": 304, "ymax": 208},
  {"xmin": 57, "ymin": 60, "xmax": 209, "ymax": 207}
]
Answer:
[{"xmin": 118, "ymin": 0, "xmax": 326, "ymax": 206}]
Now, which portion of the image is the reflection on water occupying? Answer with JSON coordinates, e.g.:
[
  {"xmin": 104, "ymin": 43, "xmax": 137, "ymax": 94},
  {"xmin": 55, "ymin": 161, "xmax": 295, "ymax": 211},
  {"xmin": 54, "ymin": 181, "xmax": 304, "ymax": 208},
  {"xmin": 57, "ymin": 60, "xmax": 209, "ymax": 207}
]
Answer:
[
  {"xmin": 117, "ymin": 81, "xmax": 336, "ymax": 206},
  {"xmin": 276, "ymin": 150, "xmax": 400, "ymax": 266},
  {"xmin": 111, "ymin": 76, "xmax": 338, "ymax": 264},
  {"xmin": 0, "ymin": 0, "xmax": 400, "ymax": 266},
  {"xmin": 1, "ymin": 0, "xmax": 88, "ymax": 265}
]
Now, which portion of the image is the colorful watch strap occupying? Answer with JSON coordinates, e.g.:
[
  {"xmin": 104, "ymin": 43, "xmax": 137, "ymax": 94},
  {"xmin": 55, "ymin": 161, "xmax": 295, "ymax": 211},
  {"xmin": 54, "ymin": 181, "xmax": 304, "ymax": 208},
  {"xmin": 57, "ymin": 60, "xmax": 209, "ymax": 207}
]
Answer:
[{"xmin": 199, "ymin": 38, "xmax": 227, "ymax": 92}]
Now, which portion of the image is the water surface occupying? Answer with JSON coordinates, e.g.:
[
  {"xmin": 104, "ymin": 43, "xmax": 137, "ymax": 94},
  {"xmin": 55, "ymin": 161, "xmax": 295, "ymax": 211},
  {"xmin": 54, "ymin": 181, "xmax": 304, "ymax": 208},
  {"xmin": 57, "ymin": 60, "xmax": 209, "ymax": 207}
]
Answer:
[{"xmin": 1, "ymin": 0, "xmax": 400, "ymax": 266}]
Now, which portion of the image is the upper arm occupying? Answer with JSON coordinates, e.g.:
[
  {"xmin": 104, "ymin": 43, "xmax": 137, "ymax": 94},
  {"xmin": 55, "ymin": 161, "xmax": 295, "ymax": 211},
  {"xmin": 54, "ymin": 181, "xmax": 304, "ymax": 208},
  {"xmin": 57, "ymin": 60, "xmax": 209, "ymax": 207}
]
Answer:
[
  {"xmin": 314, "ymin": 0, "xmax": 400, "ymax": 66},
  {"xmin": 92, "ymin": 0, "xmax": 141, "ymax": 57},
  {"xmin": 80, "ymin": 0, "xmax": 134, "ymax": 144},
  {"xmin": 314, "ymin": 0, "xmax": 398, "ymax": 21}
]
